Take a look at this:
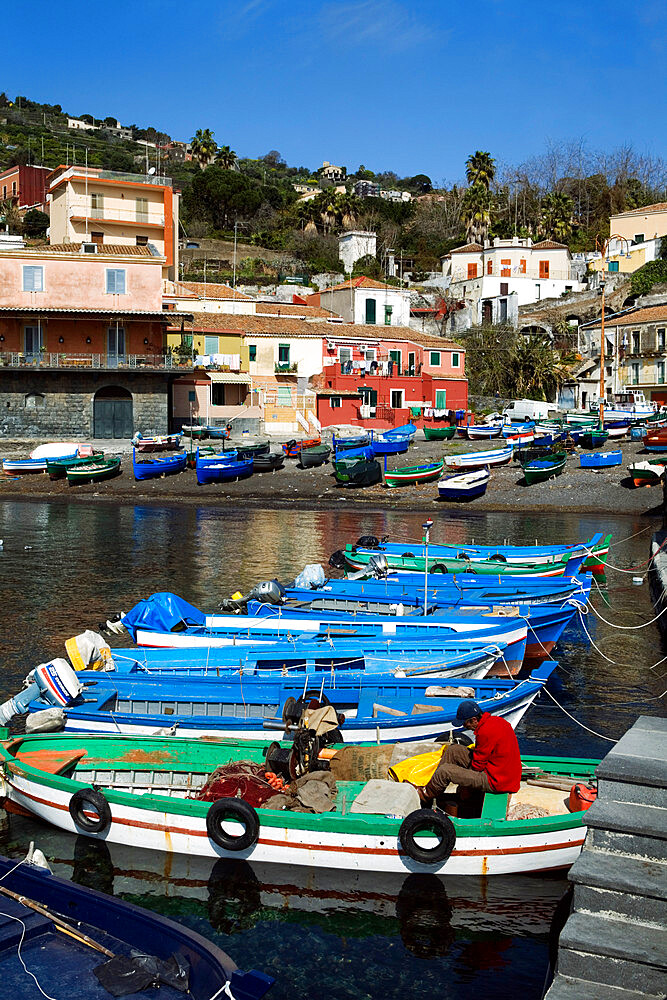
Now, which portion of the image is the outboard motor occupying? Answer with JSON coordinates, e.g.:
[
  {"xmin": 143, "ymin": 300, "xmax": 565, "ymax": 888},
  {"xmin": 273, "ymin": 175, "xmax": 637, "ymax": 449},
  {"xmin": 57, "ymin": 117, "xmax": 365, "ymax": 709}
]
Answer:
[
  {"xmin": 0, "ymin": 659, "xmax": 82, "ymax": 726},
  {"xmin": 368, "ymin": 553, "xmax": 389, "ymax": 579},
  {"xmin": 219, "ymin": 579, "xmax": 286, "ymax": 612}
]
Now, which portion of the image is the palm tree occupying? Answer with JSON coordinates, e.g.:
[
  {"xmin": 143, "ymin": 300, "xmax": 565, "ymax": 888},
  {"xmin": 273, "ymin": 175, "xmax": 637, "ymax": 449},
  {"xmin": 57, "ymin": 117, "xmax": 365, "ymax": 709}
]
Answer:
[
  {"xmin": 216, "ymin": 144, "xmax": 237, "ymax": 170},
  {"xmin": 465, "ymin": 151, "xmax": 495, "ymax": 190},
  {"xmin": 540, "ymin": 192, "xmax": 574, "ymax": 241},
  {"xmin": 335, "ymin": 192, "xmax": 363, "ymax": 229},
  {"xmin": 297, "ymin": 197, "xmax": 320, "ymax": 234},
  {"xmin": 461, "ymin": 183, "xmax": 492, "ymax": 243},
  {"xmin": 190, "ymin": 128, "xmax": 217, "ymax": 169}
]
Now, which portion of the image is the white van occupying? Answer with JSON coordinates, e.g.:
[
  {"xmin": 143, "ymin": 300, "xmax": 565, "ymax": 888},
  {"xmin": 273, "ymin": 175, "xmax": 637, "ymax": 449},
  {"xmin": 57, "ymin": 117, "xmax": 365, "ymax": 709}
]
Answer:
[{"xmin": 502, "ymin": 399, "xmax": 560, "ymax": 423}]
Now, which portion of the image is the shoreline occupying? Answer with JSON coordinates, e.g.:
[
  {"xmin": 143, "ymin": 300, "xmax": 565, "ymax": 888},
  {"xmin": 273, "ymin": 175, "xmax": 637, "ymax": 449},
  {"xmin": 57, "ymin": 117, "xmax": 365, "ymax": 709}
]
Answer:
[{"xmin": 1, "ymin": 435, "xmax": 664, "ymax": 517}]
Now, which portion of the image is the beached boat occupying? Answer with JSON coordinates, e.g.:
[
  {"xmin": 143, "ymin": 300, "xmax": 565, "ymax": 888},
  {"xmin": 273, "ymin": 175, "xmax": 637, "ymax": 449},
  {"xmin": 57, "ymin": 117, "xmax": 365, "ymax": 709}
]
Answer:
[
  {"xmin": 283, "ymin": 437, "xmax": 320, "ymax": 458},
  {"xmin": 196, "ymin": 453, "xmax": 253, "ymax": 484},
  {"xmin": 0, "ymin": 852, "xmax": 273, "ymax": 1000},
  {"xmin": 503, "ymin": 430, "xmax": 535, "ymax": 446},
  {"xmin": 46, "ymin": 450, "xmax": 103, "ymax": 479},
  {"xmin": 384, "ymin": 461, "xmax": 443, "ymax": 487},
  {"xmin": 3, "ymin": 458, "xmax": 50, "ymax": 474},
  {"xmin": 522, "ymin": 454, "xmax": 567, "ymax": 485},
  {"xmin": 300, "ymin": 444, "xmax": 330, "ymax": 467},
  {"xmin": 334, "ymin": 457, "xmax": 382, "ymax": 486},
  {"xmin": 628, "ymin": 460, "xmax": 665, "ymax": 487},
  {"xmin": 580, "ymin": 429, "xmax": 609, "ymax": 449},
  {"xmin": 332, "ymin": 432, "xmax": 370, "ymax": 452},
  {"xmin": 66, "ymin": 457, "xmax": 121, "ymax": 485},
  {"xmin": 236, "ymin": 441, "xmax": 270, "ymax": 459},
  {"xmin": 132, "ymin": 433, "xmax": 182, "ymax": 452},
  {"xmin": 445, "ymin": 445, "xmax": 513, "ymax": 469},
  {"xmin": 467, "ymin": 424, "xmax": 502, "ymax": 440},
  {"xmin": 341, "ymin": 544, "xmax": 581, "ymax": 578},
  {"xmin": 437, "ymin": 468, "xmax": 490, "ymax": 501},
  {"xmin": 3, "ymin": 441, "xmax": 82, "ymax": 474},
  {"xmin": 513, "ymin": 445, "xmax": 563, "ymax": 465},
  {"xmin": 181, "ymin": 424, "xmax": 207, "ymax": 439},
  {"xmin": 371, "ymin": 434, "xmax": 411, "ymax": 456},
  {"xmin": 253, "ymin": 451, "xmax": 285, "ymax": 472},
  {"xmin": 0, "ymin": 730, "xmax": 597, "ymax": 874},
  {"xmin": 423, "ymin": 424, "xmax": 456, "ymax": 440},
  {"xmin": 205, "ymin": 425, "xmax": 230, "ymax": 440},
  {"xmin": 133, "ymin": 449, "xmax": 187, "ymax": 481},
  {"xmin": 643, "ymin": 430, "xmax": 667, "ymax": 452},
  {"xmin": 579, "ymin": 450, "xmax": 622, "ymax": 468}
]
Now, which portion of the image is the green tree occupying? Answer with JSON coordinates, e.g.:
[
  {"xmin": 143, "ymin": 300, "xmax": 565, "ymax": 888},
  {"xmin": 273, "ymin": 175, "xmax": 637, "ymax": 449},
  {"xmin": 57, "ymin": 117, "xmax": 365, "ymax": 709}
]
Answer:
[
  {"xmin": 183, "ymin": 166, "xmax": 265, "ymax": 230},
  {"xmin": 540, "ymin": 192, "xmax": 574, "ymax": 241},
  {"xmin": 465, "ymin": 150, "xmax": 496, "ymax": 189},
  {"xmin": 462, "ymin": 183, "xmax": 492, "ymax": 243},
  {"xmin": 409, "ymin": 174, "xmax": 432, "ymax": 193},
  {"xmin": 461, "ymin": 325, "xmax": 566, "ymax": 400},
  {"xmin": 352, "ymin": 254, "xmax": 383, "ymax": 279},
  {"xmin": 0, "ymin": 199, "xmax": 22, "ymax": 234},
  {"xmin": 22, "ymin": 208, "xmax": 49, "ymax": 237},
  {"xmin": 216, "ymin": 144, "xmax": 237, "ymax": 169},
  {"xmin": 190, "ymin": 128, "xmax": 217, "ymax": 169}
]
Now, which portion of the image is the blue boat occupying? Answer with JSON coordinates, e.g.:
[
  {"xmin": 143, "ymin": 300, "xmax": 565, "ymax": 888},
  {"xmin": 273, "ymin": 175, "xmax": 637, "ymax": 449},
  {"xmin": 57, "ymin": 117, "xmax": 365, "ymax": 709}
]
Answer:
[
  {"xmin": 332, "ymin": 433, "xmax": 370, "ymax": 451},
  {"xmin": 30, "ymin": 662, "xmax": 557, "ymax": 742},
  {"xmin": 196, "ymin": 448, "xmax": 252, "ymax": 484},
  {"xmin": 630, "ymin": 425, "xmax": 647, "ymax": 440},
  {"xmin": 438, "ymin": 468, "xmax": 489, "ymax": 501},
  {"xmin": 133, "ymin": 448, "xmax": 187, "ymax": 481},
  {"xmin": 371, "ymin": 434, "xmax": 411, "ymax": 456},
  {"xmin": 382, "ymin": 423, "xmax": 417, "ymax": 439},
  {"xmin": 0, "ymin": 854, "xmax": 273, "ymax": 1000},
  {"xmin": 579, "ymin": 450, "xmax": 622, "ymax": 468},
  {"xmin": 205, "ymin": 425, "xmax": 230, "ymax": 439},
  {"xmin": 333, "ymin": 444, "xmax": 375, "ymax": 461},
  {"xmin": 352, "ymin": 532, "xmax": 605, "ymax": 567}
]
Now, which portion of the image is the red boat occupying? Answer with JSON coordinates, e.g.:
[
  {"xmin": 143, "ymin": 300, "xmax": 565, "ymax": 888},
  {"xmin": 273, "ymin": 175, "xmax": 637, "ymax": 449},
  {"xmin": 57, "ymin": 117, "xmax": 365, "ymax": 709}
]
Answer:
[{"xmin": 282, "ymin": 437, "xmax": 320, "ymax": 458}]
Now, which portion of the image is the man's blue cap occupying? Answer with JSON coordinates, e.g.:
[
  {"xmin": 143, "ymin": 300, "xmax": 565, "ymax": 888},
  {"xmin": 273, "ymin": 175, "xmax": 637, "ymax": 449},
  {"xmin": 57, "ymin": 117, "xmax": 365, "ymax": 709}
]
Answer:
[{"xmin": 456, "ymin": 699, "xmax": 482, "ymax": 723}]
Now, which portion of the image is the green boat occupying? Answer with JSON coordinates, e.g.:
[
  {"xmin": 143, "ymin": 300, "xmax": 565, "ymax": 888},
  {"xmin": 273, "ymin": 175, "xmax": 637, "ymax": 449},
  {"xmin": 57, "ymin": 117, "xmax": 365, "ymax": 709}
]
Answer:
[
  {"xmin": 385, "ymin": 461, "xmax": 443, "ymax": 487},
  {"xmin": 343, "ymin": 543, "xmax": 574, "ymax": 577},
  {"xmin": 423, "ymin": 425, "xmax": 456, "ymax": 440},
  {"xmin": 522, "ymin": 454, "xmax": 567, "ymax": 485},
  {"xmin": 334, "ymin": 457, "xmax": 382, "ymax": 486},
  {"xmin": 46, "ymin": 453, "xmax": 103, "ymax": 479},
  {"xmin": 580, "ymin": 429, "xmax": 609, "ymax": 449},
  {"xmin": 0, "ymin": 730, "xmax": 598, "ymax": 877},
  {"xmin": 66, "ymin": 456, "xmax": 121, "ymax": 484}
]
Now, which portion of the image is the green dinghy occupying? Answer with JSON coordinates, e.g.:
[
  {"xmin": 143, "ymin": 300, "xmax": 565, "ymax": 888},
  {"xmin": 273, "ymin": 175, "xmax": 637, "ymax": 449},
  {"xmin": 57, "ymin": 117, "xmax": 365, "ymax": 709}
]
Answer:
[{"xmin": 423, "ymin": 425, "xmax": 456, "ymax": 440}]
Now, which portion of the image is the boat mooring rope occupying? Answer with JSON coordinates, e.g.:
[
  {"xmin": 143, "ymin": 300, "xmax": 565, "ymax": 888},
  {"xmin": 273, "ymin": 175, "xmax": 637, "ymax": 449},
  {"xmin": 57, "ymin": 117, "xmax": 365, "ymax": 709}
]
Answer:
[{"xmin": 539, "ymin": 686, "xmax": 618, "ymax": 743}]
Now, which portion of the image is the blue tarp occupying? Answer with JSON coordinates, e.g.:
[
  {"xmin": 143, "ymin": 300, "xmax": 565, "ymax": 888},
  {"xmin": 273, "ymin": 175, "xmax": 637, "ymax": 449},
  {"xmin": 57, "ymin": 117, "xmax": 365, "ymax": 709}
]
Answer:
[{"xmin": 121, "ymin": 592, "xmax": 205, "ymax": 640}]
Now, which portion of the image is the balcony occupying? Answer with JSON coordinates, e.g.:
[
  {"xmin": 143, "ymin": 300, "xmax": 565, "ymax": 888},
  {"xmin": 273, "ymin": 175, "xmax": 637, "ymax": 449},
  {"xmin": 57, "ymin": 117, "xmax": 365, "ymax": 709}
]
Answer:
[
  {"xmin": 331, "ymin": 360, "xmax": 421, "ymax": 377},
  {"xmin": 50, "ymin": 166, "xmax": 172, "ymax": 190},
  {"xmin": 0, "ymin": 352, "xmax": 188, "ymax": 371},
  {"xmin": 274, "ymin": 363, "xmax": 298, "ymax": 373},
  {"xmin": 70, "ymin": 212, "xmax": 165, "ymax": 228}
]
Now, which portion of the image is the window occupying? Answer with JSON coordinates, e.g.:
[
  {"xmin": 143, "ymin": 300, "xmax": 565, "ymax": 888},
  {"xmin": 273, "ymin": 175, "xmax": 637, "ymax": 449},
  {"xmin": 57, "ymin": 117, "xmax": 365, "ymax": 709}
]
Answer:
[
  {"xmin": 519, "ymin": 259, "xmax": 526, "ymax": 274},
  {"xmin": 365, "ymin": 298, "xmax": 376, "ymax": 324},
  {"xmin": 329, "ymin": 396, "xmax": 342, "ymax": 408},
  {"xmin": 24, "ymin": 325, "xmax": 43, "ymax": 356},
  {"xmin": 248, "ymin": 345, "xmax": 257, "ymax": 362},
  {"xmin": 91, "ymin": 231, "xmax": 104, "ymax": 245},
  {"xmin": 105, "ymin": 269, "xmax": 126, "ymax": 294},
  {"xmin": 278, "ymin": 343, "xmax": 290, "ymax": 364},
  {"xmin": 435, "ymin": 389, "xmax": 447, "ymax": 409},
  {"xmin": 608, "ymin": 260, "xmax": 619, "ymax": 273},
  {"xmin": 390, "ymin": 389, "xmax": 404, "ymax": 409},
  {"xmin": 136, "ymin": 197, "xmax": 149, "ymax": 223},
  {"xmin": 658, "ymin": 362, "xmax": 665, "ymax": 385},
  {"xmin": 499, "ymin": 298, "xmax": 508, "ymax": 323},
  {"xmin": 487, "ymin": 259, "xmax": 493, "ymax": 275},
  {"xmin": 631, "ymin": 362, "xmax": 640, "ymax": 385},
  {"xmin": 24, "ymin": 392, "xmax": 45, "ymax": 409},
  {"xmin": 22, "ymin": 265, "xmax": 44, "ymax": 292},
  {"xmin": 204, "ymin": 336, "xmax": 219, "ymax": 355},
  {"xmin": 1, "ymin": 186, "xmax": 5, "ymax": 199},
  {"xmin": 500, "ymin": 282, "xmax": 508, "ymax": 295},
  {"xmin": 135, "ymin": 235, "xmax": 148, "ymax": 246},
  {"xmin": 389, "ymin": 349, "xmax": 401, "ymax": 375},
  {"xmin": 634, "ymin": 233, "xmax": 644, "ymax": 244},
  {"xmin": 632, "ymin": 331, "xmax": 640, "ymax": 353},
  {"xmin": 91, "ymin": 192, "xmax": 104, "ymax": 218},
  {"xmin": 211, "ymin": 384, "xmax": 225, "ymax": 406},
  {"xmin": 501, "ymin": 259, "xmax": 511, "ymax": 277},
  {"xmin": 451, "ymin": 352, "xmax": 460, "ymax": 368},
  {"xmin": 467, "ymin": 263, "xmax": 477, "ymax": 279},
  {"xmin": 364, "ymin": 348, "xmax": 376, "ymax": 362},
  {"xmin": 658, "ymin": 329, "xmax": 665, "ymax": 351},
  {"xmin": 11, "ymin": 181, "xmax": 16, "ymax": 196},
  {"xmin": 384, "ymin": 304, "xmax": 393, "ymax": 325},
  {"xmin": 107, "ymin": 325, "xmax": 126, "ymax": 359},
  {"xmin": 539, "ymin": 260, "xmax": 550, "ymax": 278},
  {"xmin": 430, "ymin": 351, "xmax": 441, "ymax": 366}
]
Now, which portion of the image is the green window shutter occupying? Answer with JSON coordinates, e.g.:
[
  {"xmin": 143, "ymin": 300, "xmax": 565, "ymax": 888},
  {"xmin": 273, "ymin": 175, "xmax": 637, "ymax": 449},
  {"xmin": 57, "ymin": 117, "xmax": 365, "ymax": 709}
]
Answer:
[
  {"xmin": 430, "ymin": 351, "xmax": 441, "ymax": 366},
  {"xmin": 608, "ymin": 260, "xmax": 619, "ymax": 273},
  {"xmin": 278, "ymin": 343, "xmax": 290, "ymax": 364},
  {"xmin": 384, "ymin": 305, "xmax": 393, "ymax": 325},
  {"xmin": 435, "ymin": 390, "xmax": 447, "ymax": 408},
  {"xmin": 204, "ymin": 336, "xmax": 219, "ymax": 355},
  {"xmin": 365, "ymin": 298, "xmax": 376, "ymax": 324},
  {"xmin": 248, "ymin": 345, "xmax": 256, "ymax": 361}
]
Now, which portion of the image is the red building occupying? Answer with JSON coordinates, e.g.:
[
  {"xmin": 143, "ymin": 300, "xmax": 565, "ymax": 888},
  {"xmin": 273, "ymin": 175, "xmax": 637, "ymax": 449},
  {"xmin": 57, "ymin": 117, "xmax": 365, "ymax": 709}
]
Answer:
[{"xmin": 0, "ymin": 165, "xmax": 51, "ymax": 211}]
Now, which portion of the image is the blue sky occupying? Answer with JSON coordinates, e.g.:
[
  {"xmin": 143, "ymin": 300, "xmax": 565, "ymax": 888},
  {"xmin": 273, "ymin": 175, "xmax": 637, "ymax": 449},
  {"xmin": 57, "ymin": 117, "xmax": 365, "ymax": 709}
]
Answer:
[{"xmin": 7, "ymin": 0, "xmax": 666, "ymax": 183}]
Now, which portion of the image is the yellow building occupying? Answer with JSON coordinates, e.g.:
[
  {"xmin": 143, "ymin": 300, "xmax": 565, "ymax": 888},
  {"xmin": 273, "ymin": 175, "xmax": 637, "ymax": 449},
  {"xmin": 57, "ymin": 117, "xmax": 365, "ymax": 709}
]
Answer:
[{"xmin": 609, "ymin": 202, "xmax": 667, "ymax": 244}]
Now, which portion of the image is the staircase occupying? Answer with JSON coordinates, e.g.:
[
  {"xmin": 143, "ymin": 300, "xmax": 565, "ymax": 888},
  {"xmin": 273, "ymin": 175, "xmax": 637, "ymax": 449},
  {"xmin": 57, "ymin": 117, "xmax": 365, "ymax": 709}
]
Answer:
[{"xmin": 545, "ymin": 715, "xmax": 667, "ymax": 1000}]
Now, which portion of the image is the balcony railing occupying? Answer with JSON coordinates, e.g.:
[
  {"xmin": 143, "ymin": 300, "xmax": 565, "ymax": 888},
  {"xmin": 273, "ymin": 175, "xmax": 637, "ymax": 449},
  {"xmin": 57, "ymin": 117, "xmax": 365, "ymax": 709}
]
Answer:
[
  {"xmin": 450, "ymin": 267, "xmax": 575, "ymax": 282},
  {"xmin": 0, "ymin": 352, "xmax": 189, "ymax": 371}
]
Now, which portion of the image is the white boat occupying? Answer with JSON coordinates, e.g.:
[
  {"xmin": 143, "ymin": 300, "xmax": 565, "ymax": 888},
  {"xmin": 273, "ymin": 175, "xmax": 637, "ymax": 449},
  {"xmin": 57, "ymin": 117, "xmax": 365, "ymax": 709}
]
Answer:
[
  {"xmin": 445, "ymin": 445, "xmax": 513, "ymax": 469},
  {"xmin": 589, "ymin": 391, "xmax": 656, "ymax": 421},
  {"xmin": 437, "ymin": 468, "xmax": 490, "ymax": 501},
  {"xmin": 466, "ymin": 425, "xmax": 502, "ymax": 440}
]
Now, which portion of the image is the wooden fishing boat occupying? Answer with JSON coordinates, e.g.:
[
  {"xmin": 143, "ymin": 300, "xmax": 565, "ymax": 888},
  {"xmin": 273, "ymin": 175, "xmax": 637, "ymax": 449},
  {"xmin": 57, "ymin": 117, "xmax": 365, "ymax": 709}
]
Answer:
[
  {"xmin": 133, "ymin": 449, "xmax": 187, "ymax": 481},
  {"xmin": 181, "ymin": 424, "xmax": 207, "ymax": 440},
  {"xmin": 342, "ymin": 544, "xmax": 580, "ymax": 578},
  {"xmin": 331, "ymin": 432, "xmax": 370, "ymax": 452},
  {"xmin": 445, "ymin": 445, "xmax": 513, "ymax": 469},
  {"xmin": 205, "ymin": 425, "xmax": 230, "ymax": 440},
  {"xmin": 628, "ymin": 460, "xmax": 665, "ymax": 487},
  {"xmin": 423, "ymin": 424, "xmax": 456, "ymax": 440},
  {"xmin": 46, "ymin": 452, "xmax": 104, "ymax": 479},
  {"xmin": 503, "ymin": 430, "xmax": 535, "ymax": 446},
  {"xmin": 66, "ymin": 457, "xmax": 121, "ymax": 484},
  {"xmin": 236, "ymin": 441, "xmax": 270, "ymax": 460},
  {"xmin": 466, "ymin": 424, "xmax": 502, "ymax": 440},
  {"xmin": 383, "ymin": 423, "xmax": 417, "ymax": 439},
  {"xmin": 3, "ymin": 457, "xmax": 49, "ymax": 473},
  {"xmin": 643, "ymin": 430, "xmax": 667, "ymax": 452},
  {"xmin": 196, "ymin": 454, "xmax": 253, "ymax": 484},
  {"xmin": 371, "ymin": 434, "xmax": 411, "ymax": 456},
  {"xmin": 579, "ymin": 450, "xmax": 622, "ymax": 468},
  {"xmin": 513, "ymin": 445, "xmax": 564, "ymax": 465},
  {"xmin": 437, "ymin": 468, "xmax": 489, "ymax": 501},
  {"xmin": 300, "ymin": 444, "xmax": 330, "ymax": 467},
  {"xmin": 3, "ymin": 442, "xmax": 82, "ymax": 474},
  {"xmin": 253, "ymin": 451, "xmax": 285, "ymax": 472},
  {"xmin": 522, "ymin": 454, "xmax": 566, "ymax": 485},
  {"xmin": 384, "ymin": 461, "xmax": 443, "ymax": 488},
  {"xmin": 0, "ymin": 730, "xmax": 597, "ymax": 875},
  {"xmin": 580, "ymin": 429, "xmax": 609, "ymax": 449},
  {"xmin": 0, "ymin": 853, "xmax": 273, "ymax": 1000},
  {"xmin": 283, "ymin": 437, "xmax": 320, "ymax": 458},
  {"xmin": 133, "ymin": 433, "xmax": 182, "ymax": 452},
  {"xmin": 334, "ymin": 457, "xmax": 382, "ymax": 486}
]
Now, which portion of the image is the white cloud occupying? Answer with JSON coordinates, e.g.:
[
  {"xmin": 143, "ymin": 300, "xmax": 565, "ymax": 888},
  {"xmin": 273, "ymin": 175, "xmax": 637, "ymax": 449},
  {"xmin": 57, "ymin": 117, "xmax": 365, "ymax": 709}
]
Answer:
[{"xmin": 317, "ymin": 0, "xmax": 437, "ymax": 52}]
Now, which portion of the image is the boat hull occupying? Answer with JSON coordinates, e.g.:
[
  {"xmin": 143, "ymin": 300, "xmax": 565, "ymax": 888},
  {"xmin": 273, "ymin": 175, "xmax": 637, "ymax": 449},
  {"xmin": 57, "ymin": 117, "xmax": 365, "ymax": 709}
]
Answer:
[
  {"xmin": 423, "ymin": 426, "xmax": 456, "ymax": 440},
  {"xmin": 385, "ymin": 462, "xmax": 443, "ymax": 487}
]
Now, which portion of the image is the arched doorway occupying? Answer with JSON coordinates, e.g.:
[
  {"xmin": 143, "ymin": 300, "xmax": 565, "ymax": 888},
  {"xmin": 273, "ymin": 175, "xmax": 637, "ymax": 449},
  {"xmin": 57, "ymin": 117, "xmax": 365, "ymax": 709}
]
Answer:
[{"xmin": 93, "ymin": 385, "xmax": 133, "ymax": 438}]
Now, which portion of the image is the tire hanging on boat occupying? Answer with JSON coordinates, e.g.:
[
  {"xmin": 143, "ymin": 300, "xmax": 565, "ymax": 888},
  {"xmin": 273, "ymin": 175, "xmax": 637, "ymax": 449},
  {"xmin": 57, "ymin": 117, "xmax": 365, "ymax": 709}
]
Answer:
[
  {"xmin": 68, "ymin": 788, "xmax": 112, "ymax": 834},
  {"xmin": 206, "ymin": 798, "xmax": 260, "ymax": 852},
  {"xmin": 398, "ymin": 809, "xmax": 456, "ymax": 865},
  {"xmin": 431, "ymin": 564, "xmax": 448, "ymax": 574}
]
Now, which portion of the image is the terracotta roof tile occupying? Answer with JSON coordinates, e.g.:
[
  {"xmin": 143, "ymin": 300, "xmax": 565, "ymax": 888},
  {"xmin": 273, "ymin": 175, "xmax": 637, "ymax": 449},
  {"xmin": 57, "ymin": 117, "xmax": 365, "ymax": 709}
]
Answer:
[
  {"xmin": 531, "ymin": 240, "xmax": 569, "ymax": 250},
  {"xmin": 41, "ymin": 243, "xmax": 155, "ymax": 256},
  {"xmin": 588, "ymin": 304, "xmax": 667, "ymax": 328},
  {"xmin": 181, "ymin": 281, "xmax": 252, "ymax": 301},
  {"xmin": 612, "ymin": 202, "xmax": 667, "ymax": 218},
  {"xmin": 449, "ymin": 243, "xmax": 484, "ymax": 254},
  {"xmin": 256, "ymin": 302, "xmax": 336, "ymax": 318},
  {"xmin": 320, "ymin": 276, "xmax": 404, "ymax": 293}
]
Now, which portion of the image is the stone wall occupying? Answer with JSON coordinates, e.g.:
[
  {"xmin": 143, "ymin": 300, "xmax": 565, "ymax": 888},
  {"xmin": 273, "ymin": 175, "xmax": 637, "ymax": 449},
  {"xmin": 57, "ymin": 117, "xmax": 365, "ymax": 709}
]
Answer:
[{"xmin": 0, "ymin": 369, "xmax": 172, "ymax": 438}]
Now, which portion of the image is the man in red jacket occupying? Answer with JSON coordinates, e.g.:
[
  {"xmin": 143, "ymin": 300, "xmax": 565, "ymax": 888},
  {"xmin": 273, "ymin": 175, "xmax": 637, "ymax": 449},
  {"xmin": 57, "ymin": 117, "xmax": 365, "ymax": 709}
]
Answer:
[{"xmin": 416, "ymin": 700, "xmax": 522, "ymax": 802}]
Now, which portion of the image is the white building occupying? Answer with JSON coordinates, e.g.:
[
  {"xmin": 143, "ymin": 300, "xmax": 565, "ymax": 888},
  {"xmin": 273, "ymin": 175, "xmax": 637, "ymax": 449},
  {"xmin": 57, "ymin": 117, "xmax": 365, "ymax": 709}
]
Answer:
[
  {"xmin": 339, "ymin": 230, "xmax": 377, "ymax": 274},
  {"xmin": 315, "ymin": 276, "xmax": 411, "ymax": 327},
  {"xmin": 67, "ymin": 117, "xmax": 98, "ymax": 132}
]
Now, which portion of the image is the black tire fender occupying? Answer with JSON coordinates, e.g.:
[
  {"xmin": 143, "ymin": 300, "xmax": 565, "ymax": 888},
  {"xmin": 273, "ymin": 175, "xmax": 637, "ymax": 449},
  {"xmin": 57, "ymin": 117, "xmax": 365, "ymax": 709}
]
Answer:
[
  {"xmin": 489, "ymin": 553, "xmax": 507, "ymax": 563},
  {"xmin": 399, "ymin": 809, "xmax": 456, "ymax": 865},
  {"xmin": 431, "ymin": 563, "xmax": 448, "ymax": 574},
  {"xmin": 68, "ymin": 789, "xmax": 112, "ymax": 834},
  {"xmin": 206, "ymin": 798, "xmax": 260, "ymax": 852}
]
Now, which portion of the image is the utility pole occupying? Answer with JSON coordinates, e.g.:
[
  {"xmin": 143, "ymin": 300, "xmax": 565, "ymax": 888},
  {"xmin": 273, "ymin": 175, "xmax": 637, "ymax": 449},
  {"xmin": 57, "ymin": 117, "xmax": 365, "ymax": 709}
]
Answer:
[
  {"xmin": 596, "ymin": 234, "xmax": 630, "ymax": 425},
  {"xmin": 232, "ymin": 221, "xmax": 238, "ymax": 288}
]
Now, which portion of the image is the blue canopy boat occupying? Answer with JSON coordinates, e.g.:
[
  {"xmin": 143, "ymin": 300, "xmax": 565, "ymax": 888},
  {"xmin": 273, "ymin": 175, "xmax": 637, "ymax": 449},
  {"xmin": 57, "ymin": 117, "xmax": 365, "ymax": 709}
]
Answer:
[
  {"xmin": 30, "ymin": 662, "xmax": 557, "ymax": 742},
  {"xmin": 0, "ymin": 854, "xmax": 273, "ymax": 1000},
  {"xmin": 370, "ymin": 433, "xmax": 411, "ymax": 456},
  {"xmin": 195, "ymin": 448, "xmax": 252, "ymax": 484},
  {"xmin": 133, "ymin": 448, "xmax": 187, "ymax": 480},
  {"xmin": 579, "ymin": 450, "xmax": 622, "ymax": 468},
  {"xmin": 332, "ymin": 432, "xmax": 371, "ymax": 451},
  {"xmin": 382, "ymin": 423, "xmax": 417, "ymax": 439}
]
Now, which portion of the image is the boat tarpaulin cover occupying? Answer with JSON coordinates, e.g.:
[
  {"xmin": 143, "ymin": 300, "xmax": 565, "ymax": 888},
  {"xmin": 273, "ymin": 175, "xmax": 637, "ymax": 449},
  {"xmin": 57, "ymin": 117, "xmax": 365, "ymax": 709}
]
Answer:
[{"xmin": 121, "ymin": 592, "xmax": 205, "ymax": 640}]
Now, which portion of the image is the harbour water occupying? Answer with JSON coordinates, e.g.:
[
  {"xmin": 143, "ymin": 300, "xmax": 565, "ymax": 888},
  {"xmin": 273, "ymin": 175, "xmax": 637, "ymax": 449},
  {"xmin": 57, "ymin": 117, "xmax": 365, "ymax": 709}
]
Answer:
[{"xmin": 0, "ymin": 501, "xmax": 664, "ymax": 999}]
